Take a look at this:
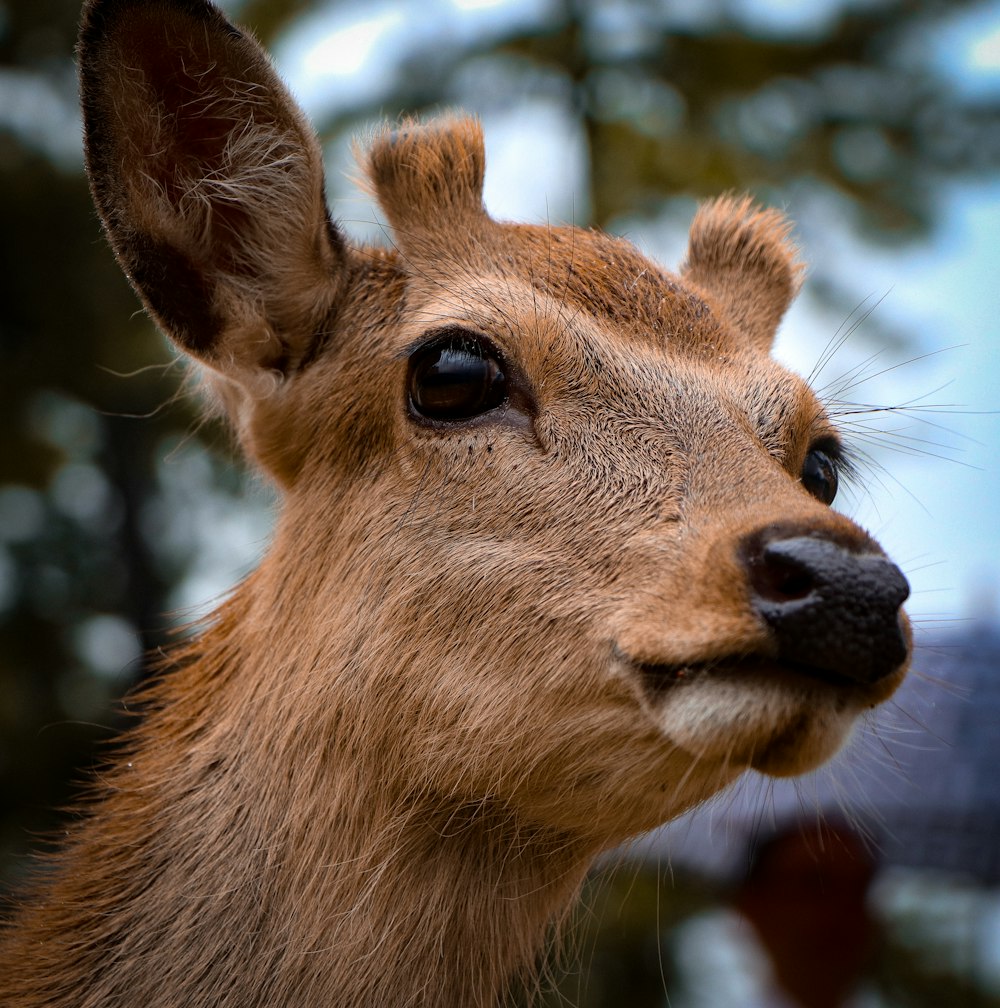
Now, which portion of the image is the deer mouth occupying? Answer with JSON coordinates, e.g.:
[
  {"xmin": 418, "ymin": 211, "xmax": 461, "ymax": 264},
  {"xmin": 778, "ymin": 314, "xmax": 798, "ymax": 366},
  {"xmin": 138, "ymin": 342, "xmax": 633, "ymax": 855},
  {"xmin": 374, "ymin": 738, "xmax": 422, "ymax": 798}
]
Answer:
[
  {"xmin": 619, "ymin": 649, "xmax": 881, "ymax": 776},
  {"xmin": 629, "ymin": 654, "xmax": 867, "ymax": 704},
  {"xmin": 632, "ymin": 660, "xmax": 706, "ymax": 698}
]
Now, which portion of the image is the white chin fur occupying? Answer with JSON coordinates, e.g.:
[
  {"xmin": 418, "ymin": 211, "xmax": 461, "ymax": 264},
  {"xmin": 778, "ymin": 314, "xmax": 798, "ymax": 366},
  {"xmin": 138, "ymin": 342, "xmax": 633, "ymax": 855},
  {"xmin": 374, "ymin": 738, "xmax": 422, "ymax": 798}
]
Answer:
[{"xmin": 655, "ymin": 676, "xmax": 858, "ymax": 777}]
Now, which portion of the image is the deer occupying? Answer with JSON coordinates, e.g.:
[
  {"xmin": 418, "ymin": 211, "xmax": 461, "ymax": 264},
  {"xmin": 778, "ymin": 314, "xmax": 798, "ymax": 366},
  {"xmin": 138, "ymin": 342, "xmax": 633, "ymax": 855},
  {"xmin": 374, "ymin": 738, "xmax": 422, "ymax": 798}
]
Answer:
[{"xmin": 0, "ymin": 0, "xmax": 912, "ymax": 1004}]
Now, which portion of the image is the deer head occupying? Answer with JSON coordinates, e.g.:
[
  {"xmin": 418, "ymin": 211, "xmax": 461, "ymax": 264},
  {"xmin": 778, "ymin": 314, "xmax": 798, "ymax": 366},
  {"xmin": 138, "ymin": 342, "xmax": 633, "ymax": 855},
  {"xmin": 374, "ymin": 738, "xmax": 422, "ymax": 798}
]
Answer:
[{"xmin": 77, "ymin": 0, "xmax": 910, "ymax": 838}]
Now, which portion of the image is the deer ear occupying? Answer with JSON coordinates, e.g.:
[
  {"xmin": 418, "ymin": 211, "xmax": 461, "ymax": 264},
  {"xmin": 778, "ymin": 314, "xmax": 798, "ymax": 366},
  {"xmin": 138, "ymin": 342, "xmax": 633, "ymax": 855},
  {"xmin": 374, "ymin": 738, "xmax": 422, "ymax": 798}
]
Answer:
[
  {"xmin": 79, "ymin": 0, "xmax": 346, "ymax": 385},
  {"xmin": 364, "ymin": 118, "xmax": 490, "ymax": 256},
  {"xmin": 681, "ymin": 195, "xmax": 804, "ymax": 353}
]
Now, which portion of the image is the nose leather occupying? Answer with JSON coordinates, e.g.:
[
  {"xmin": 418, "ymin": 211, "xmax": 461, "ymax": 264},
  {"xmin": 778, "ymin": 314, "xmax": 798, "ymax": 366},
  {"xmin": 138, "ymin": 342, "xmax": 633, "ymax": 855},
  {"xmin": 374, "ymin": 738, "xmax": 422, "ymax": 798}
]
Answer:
[{"xmin": 744, "ymin": 533, "xmax": 910, "ymax": 684}]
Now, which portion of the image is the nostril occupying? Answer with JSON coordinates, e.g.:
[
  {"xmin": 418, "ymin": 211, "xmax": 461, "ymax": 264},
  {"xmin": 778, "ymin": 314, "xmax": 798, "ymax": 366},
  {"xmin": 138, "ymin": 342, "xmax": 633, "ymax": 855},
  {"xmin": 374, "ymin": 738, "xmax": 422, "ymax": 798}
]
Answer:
[{"xmin": 751, "ymin": 550, "xmax": 816, "ymax": 603}]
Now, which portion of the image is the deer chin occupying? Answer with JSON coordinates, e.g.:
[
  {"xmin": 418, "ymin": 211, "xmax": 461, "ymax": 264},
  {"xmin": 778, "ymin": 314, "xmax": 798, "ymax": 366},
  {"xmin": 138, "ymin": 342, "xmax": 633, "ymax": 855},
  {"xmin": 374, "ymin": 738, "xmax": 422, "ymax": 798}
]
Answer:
[{"xmin": 621, "ymin": 653, "xmax": 896, "ymax": 778}]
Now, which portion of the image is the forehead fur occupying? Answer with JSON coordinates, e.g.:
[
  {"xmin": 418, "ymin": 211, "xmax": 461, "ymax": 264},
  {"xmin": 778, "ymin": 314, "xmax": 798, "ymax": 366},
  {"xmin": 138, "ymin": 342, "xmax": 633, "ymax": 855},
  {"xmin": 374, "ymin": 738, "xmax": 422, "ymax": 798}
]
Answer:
[{"xmin": 490, "ymin": 224, "xmax": 723, "ymax": 353}]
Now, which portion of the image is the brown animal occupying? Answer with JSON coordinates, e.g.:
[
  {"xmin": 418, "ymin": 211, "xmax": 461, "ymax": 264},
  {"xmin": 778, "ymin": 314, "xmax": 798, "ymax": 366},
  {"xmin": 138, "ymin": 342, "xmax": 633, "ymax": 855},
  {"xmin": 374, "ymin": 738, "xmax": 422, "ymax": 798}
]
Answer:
[{"xmin": 0, "ymin": 0, "xmax": 911, "ymax": 1004}]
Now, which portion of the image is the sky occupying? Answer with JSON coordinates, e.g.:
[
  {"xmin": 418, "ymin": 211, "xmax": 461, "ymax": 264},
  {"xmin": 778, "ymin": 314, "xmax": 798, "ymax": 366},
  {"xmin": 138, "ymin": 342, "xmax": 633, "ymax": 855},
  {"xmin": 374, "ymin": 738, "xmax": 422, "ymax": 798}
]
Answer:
[{"xmin": 792, "ymin": 181, "xmax": 1000, "ymax": 630}]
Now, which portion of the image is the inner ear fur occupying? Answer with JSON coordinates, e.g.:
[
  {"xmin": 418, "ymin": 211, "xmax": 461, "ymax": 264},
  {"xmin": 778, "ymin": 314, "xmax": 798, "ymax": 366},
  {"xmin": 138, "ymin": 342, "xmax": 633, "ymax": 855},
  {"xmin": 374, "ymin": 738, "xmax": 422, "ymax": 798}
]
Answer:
[
  {"xmin": 79, "ymin": 0, "xmax": 347, "ymax": 384},
  {"xmin": 682, "ymin": 195, "xmax": 804, "ymax": 353}
]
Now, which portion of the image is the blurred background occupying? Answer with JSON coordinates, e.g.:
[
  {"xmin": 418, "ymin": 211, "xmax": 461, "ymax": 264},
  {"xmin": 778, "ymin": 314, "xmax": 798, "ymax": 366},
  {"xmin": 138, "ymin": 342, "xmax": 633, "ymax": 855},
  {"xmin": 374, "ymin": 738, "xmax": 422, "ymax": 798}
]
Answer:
[{"xmin": 1, "ymin": 0, "xmax": 999, "ymax": 1004}]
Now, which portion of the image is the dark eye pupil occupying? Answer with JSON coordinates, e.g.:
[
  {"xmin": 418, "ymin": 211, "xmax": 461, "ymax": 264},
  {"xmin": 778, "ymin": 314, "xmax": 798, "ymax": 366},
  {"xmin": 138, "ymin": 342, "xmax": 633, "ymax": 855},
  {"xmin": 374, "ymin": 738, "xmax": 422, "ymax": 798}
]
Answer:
[
  {"xmin": 409, "ymin": 335, "xmax": 508, "ymax": 421},
  {"xmin": 801, "ymin": 448, "xmax": 838, "ymax": 505}
]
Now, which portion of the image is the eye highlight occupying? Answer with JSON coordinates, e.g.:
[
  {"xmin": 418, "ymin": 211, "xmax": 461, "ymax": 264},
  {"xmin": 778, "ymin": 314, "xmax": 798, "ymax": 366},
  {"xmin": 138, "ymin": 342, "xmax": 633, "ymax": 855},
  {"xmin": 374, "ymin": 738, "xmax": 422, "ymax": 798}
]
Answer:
[
  {"xmin": 408, "ymin": 330, "xmax": 508, "ymax": 422},
  {"xmin": 801, "ymin": 440, "xmax": 840, "ymax": 505}
]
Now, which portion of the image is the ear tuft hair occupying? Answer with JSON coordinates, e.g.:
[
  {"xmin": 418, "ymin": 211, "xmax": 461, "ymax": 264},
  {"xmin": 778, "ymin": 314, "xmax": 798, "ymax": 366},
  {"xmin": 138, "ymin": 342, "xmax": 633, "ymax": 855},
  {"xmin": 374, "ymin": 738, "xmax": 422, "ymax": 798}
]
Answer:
[
  {"xmin": 682, "ymin": 195, "xmax": 804, "ymax": 353},
  {"xmin": 363, "ymin": 118, "xmax": 489, "ymax": 254}
]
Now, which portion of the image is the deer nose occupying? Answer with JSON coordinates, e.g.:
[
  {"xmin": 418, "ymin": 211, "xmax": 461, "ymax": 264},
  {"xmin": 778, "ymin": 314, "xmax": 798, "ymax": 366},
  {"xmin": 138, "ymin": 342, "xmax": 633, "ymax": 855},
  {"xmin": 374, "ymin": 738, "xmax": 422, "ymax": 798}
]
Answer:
[{"xmin": 743, "ymin": 530, "xmax": 910, "ymax": 685}]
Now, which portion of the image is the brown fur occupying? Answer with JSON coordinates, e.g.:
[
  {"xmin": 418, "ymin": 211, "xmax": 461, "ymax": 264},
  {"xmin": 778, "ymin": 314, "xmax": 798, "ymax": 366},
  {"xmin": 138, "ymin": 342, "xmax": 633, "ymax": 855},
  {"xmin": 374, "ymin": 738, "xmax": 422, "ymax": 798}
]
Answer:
[{"xmin": 0, "ymin": 1, "xmax": 910, "ymax": 1005}]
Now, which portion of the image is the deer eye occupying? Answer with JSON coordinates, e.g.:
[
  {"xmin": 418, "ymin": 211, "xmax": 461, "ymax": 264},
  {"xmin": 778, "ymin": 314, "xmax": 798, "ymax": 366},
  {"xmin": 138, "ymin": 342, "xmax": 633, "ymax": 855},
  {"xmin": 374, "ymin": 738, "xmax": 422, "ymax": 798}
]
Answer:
[
  {"xmin": 801, "ymin": 442, "xmax": 840, "ymax": 505},
  {"xmin": 408, "ymin": 331, "xmax": 508, "ymax": 422}
]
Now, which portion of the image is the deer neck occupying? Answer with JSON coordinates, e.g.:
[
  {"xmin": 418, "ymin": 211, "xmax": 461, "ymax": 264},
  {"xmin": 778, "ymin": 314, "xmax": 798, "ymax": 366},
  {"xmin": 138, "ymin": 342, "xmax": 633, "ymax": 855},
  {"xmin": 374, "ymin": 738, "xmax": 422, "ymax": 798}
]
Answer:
[{"xmin": 3, "ymin": 606, "xmax": 593, "ymax": 1008}]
